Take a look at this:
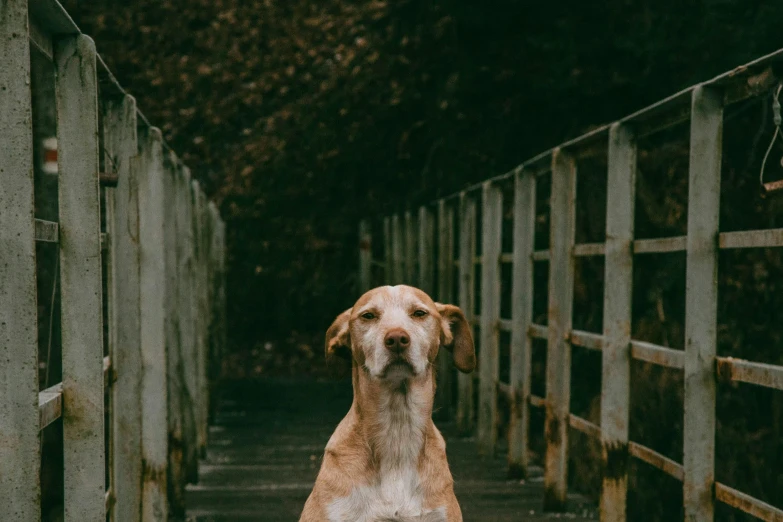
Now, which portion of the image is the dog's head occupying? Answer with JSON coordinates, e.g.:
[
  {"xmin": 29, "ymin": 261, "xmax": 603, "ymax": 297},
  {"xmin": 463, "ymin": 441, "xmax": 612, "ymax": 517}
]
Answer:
[{"xmin": 325, "ymin": 285, "xmax": 475, "ymax": 384}]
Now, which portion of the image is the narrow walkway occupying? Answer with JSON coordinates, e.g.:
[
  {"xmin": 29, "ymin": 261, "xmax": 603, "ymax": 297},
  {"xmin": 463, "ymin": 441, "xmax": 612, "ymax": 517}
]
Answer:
[{"xmin": 186, "ymin": 378, "xmax": 597, "ymax": 521}]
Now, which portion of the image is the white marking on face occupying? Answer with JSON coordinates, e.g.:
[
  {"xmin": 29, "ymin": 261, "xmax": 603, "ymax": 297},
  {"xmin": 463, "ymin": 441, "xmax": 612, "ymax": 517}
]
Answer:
[{"xmin": 351, "ymin": 286, "xmax": 440, "ymax": 382}]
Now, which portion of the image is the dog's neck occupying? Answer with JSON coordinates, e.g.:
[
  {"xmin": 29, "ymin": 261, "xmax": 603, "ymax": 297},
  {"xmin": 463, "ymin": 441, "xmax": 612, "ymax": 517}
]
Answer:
[{"xmin": 352, "ymin": 365, "xmax": 434, "ymax": 469}]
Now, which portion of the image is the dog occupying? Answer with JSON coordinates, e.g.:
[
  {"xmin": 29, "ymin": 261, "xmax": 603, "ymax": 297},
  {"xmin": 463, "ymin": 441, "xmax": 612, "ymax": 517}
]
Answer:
[{"xmin": 299, "ymin": 285, "xmax": 476, "ymax": 522}]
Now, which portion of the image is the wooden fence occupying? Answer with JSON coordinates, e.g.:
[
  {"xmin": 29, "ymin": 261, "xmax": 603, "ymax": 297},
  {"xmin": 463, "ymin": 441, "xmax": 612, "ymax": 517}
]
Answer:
[
  {"xmin": 1, "ymin": 1, "xmax": 226, "ymax": 520},
  {"xmin": 359, "ymin": 50, "xmax": 783, "ymax": 521}
]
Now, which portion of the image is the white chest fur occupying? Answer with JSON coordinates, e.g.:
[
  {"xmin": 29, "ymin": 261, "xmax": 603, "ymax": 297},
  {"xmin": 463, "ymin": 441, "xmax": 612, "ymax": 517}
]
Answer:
[{"xmin": 326, "ymin": 387, "xmax": 446, "ymax": 522}]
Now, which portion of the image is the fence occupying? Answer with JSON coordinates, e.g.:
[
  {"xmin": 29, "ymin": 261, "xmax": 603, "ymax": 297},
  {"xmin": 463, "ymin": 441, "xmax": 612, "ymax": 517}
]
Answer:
[
  {"xmin": 1, "ymin": 0, "xmax": 226, "ymax": 520},
  {"xmin": 359, "ymin": 50, "xmax": 783, "ymax": 521}
]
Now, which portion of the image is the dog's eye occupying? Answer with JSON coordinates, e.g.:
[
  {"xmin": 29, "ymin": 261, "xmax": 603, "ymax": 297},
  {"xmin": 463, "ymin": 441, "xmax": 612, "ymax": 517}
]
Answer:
[
  {"xmin": 412, "ymin": 310, "xmax": 428, "ymax": 318},
  {"xmin": 361, "ymin": 312, "xmax": 376, "ymax": 320}
]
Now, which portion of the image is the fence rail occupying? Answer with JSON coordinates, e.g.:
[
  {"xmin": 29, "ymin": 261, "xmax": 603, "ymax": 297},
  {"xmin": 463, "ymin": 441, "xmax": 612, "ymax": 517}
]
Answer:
[
  {"xmin": 1, "ymin": 1, "xmax": 226, "ymax": 520},
  {"xmin": 359, "ymin": 49, "xmax": 783, "ymax": 522}
]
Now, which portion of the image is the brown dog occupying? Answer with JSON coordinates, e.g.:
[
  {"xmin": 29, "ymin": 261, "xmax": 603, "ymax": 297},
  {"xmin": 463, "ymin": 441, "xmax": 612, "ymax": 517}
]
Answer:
[{"xmin": 299, "ymin": 285, "xmax": 476, "ymax": 522}]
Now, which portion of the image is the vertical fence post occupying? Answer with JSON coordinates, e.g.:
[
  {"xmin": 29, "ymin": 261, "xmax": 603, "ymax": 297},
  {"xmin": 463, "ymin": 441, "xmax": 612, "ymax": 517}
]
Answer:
[
  {"xmin": 192, "ymin": 182, "xmax": 208, "ymax": 458},
  {"xmin": 478, "ymin": 182, "xmax": 503, "ymax": 455},
  {"xmin": 683, "ymin": 85, "xmax": 722, "ymax": 522},
  {"xmin": 392, "ymin": 214, "xmax": 404, "ymax": 285},
  {"xmin": 105, "ymin": 93, "xmax": 142, "ymax": 522},
  {"xmin": 600, "ymin": 123, "xmax": 636, "ymax": 522},
  {"xmin": 137, "ymin": 127, "xmax": 169, "ymax": 521},
  {"xmin": 176, "ymin": 166, "xmax": 198, "ymax": 484},
  {"xmin": 457, "ymin": 192, "xmax": 477, "ymax": 435},
  {"xmin": 56, "ymin": 34, "xmax": 106, "ymax": 521},
  {"xmin": 436, "ymin": 200, "xmax": 455, "ymax": 419},
  {"xmin": 418, "ymin": 206, "xmax": 435, "ymax": 294},
  {"xmin": 0, "ymin": 1, "xmax": 40, "ymax": 517},
  {"xmin": 207, "ymin": 202, "xmax": 222, "ymax": 424},
  {"xmin": 404, "ymin": 210, "xmax": 417, "ymax": 284},
  {"xmin": 216, "ymin": 218, "xmax": 227, "ymax": 384},
  {"xmin": 509, "ymin": 167, "xmax": 535, "ymax": 478},
  {"xmin": 163, "ymin": 151, "xmax": 185, "ymax": 516},
  {"xmin": 544, "ymin": 148, "xmax": 576, "ymax": 511},
  {"xmin": 359, "ymin": 220, "xmax": 372, "ymax": 294},
  {"xmin": 383, "ymin": 217, "xmax": 393, "ymax": 284}
]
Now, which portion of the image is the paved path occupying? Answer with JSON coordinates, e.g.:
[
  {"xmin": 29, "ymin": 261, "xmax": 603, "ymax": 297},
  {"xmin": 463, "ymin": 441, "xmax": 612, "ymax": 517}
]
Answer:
[{"xmin": 186, "ymin": 378, "xmax": 597, "ymax": 521}]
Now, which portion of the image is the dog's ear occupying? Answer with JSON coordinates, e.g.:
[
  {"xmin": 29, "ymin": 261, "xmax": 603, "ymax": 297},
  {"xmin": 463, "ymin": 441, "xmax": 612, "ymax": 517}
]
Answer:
[
  {"xmin": 325, "ymin": 308, "xmax": 352, "ymax": 362},
  {"xmin": 436, "ymin": 303, "xmax": 476, "ymax": 373}
]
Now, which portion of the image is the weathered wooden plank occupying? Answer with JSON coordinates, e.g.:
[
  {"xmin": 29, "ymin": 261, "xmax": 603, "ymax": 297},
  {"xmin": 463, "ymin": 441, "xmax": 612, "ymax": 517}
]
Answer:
[
  {"xmin": 404, "ymin": 210, "xmax": 417, "ymax": 284},
  {"xmin": 508, "ymin": 168, "xmax": 536, "ymax": 478},
  {"xmin": 164, "ymin": 151, "xmax": 186, "ymax": 516},
  {"xmin": 177, "ymin": 168, "xmax": 199, "ymax": 484},
  {"xmin": 358, "ymin": 220, "xmax": 372, "ymax": 293},
  {"xmin": 418, "ymin": 207, "xmax": 434, "ymax": 295},
  {"xmin": 105, "ymin": 92, "xmax": 142, "ymax": 522},
  {"xmin": 456, "ymin": 193, "xmax": 477, "ymax": 435},
  {"xmin": 628, "ymin": 442, "xmax": 684, "ymax": 481},
  {"xmin": 573, "ymin": 243, "xmax": 605, "ymax": 257},
  {"xmin": 631, "ymin": 341, "xmax": 685, "ymax": 370},
  {"xmin": 383, "ymin": 217, "xmax": 393, "ymax": 284},
  {"xmin": 683, "ymin": 85, "xmax": 722, "ymax": 522},
  {"xmin": 545, "ymin": 148, "xmax": 576, "ymax": 511},
  {"xmin": 478, "ymin": 182, "xmax": 502, "ymax": 455},
  {"xmin": 0, "ymin": 2, "xmax": 40, "ymax": 518},
  {"xmin": 718, "ymin": 228, "xmax": 783, "ymax": 249},
  {"xmin": 569, "ymin": 330, "xmax": 603, "ymax": 351},
  {"xmin": 633, "ymin": 236, "xmax": 687, "ymax": 254},
  {"xmin": 529, "ymin": 323, "xmax": 548, "ymax": 340},
  {"xmin": 192, "ymin": 181, "xmax": 209, "ymax": 459},
  {"xmin": 137, "ymin": 127, "xmax": 169, "ymax": 521},
  {"xmin": 56, "ymin": 34, "xmax": 106, "ymax": 521},
  {"xmin": 715, "ymin": 482, "xmax": 783, "ymax": 521},
  {"xmin": 207, "ymin": 202, "xmax": 223, "ymax": 426},
  {"xmin": 569, "ymin": 414, "xmax": 602, "ymax": 440},
  {"xmin": 198, "ymin": 191, "xmax": 214, "ymax": 451},
  {"xmin": 34, "ymin": 218, "xmax": 59, "ymax": 242},
  {"xmin": 436, "ymin": 201, "xmax": 455, "ymax": 419},
  {"xmin": 391, "ymin": 214, "xmax": 404, "ymax": 285},
  {"xmin": 600, "ymin": 122, "xmax": 636, "ymax": 522},
  {"xmin": 716, "ymin": 357, "xmax": 783, "ymax": 391},
  {"xmin": 39, "ymin": 383, "xmax": 64, "ymax": 430}
]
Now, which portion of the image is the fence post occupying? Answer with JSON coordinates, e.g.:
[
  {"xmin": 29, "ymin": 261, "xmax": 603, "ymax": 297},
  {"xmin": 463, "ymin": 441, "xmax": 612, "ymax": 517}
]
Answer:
[
  {"xmin": 163, "ymin": 151, "xmax": 186, "ymax": 516},
  {"xmin": 0, "ymin": 1, "xmax": 40, "ymax": 517},
  {"xmin": 391, "ymin": 214, "xmax": 404, "ymax": 284},
  {"xmin": 436, "ymin": 200, "xmax": 455, "ymax": 419},
  {"xmin": 137, "ymin": 127, "xmax": 169, "ymax": 521},
  {"xmin": 509, "ymin": 167, "xmax": 535, "ymax": 478},
  {"xmin": 600, "ymin": 123, "xmax": 636, "ymax": 522},
  {"xmin": 418, "ymin": 206, "xmax": 435, "ymax": 294},
  {"xmin": 359, "ymin": 220, "xmax": 372, "ymax": 293},
  {"xmin": 104, "ymin": 93, "xmax": 142, "ymax": 522},
  {"xmin": 176, "ymin": 166, "xmax": 198, "ymax": 484},
  {"xmin": 683, "ymin": 85, "xmax": 722, "ymax": 522},
  {"xmin": 456, "ymin": 192, "xmax": 477, "ymax": 435},
  {"xmin": 404, "ymin": 210, "xmax": 417, "ymax": 284},
  {"xmin": 177, "ymin": 170, "xmax": 198, "ymax": 483},
  {"xmin": 383, "ymin": 217, "xmax": 393, "ymax": 284},
  {"xmin": 55, "ymin": 34, "xmax": 106, "ymax": 521},
  {"xmin": 192, "ymin": 182, "xmax": 208, "ymax": 458},
  {"xmin": 208, "ymin": 202, "xmax": 223, "ymax": 424},
  {"xmin": 544, "ymin": 148, "xmax": 576, "ymax": 511},
  {"xmin": 478, "ymin": 182, "xmax": 503, "ymax": 455}
]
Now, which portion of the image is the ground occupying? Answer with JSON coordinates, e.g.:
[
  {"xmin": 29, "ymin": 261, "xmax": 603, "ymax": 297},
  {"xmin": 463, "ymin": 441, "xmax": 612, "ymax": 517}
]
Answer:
[{"xmin": 185, "ymin": 378, "xmax": 597, "ymax": 521}]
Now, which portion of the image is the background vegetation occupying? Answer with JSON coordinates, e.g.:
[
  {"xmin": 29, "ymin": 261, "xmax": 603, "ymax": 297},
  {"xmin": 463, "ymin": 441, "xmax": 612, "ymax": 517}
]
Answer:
[{"xmin": 61, "ymin": 1, "xmax": 783, "ymax": 519}]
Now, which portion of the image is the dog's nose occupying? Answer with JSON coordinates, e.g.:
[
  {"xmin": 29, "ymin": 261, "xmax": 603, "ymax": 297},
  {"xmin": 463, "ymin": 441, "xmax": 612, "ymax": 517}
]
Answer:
[{"xmin": 384, "ymin": 329, "xmax": 410, "ymax": 353}]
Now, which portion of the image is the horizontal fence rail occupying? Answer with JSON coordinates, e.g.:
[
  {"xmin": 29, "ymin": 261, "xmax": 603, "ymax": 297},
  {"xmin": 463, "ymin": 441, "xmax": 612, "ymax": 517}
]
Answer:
[
  {"xmin": 359, "ymin": 49, "xmax": 783, "ymax": 522},
  {"xmin": 0, "ymin": 1, "xmax": 227, "ymax": 521}
]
